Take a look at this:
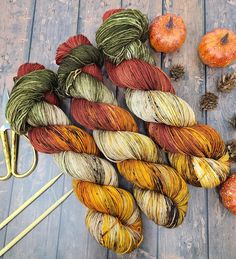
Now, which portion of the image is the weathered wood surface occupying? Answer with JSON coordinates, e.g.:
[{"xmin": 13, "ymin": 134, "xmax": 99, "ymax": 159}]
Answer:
[
  {"xmin": 0, "ymin": 0, "xmax": 235, "ymax": 259},
  {"xmin": 159, "ymin": 1, "xmax": 208, "ymax": 259},
  {"xmin": 205, "ymin": 1, "xmax": 236, "ymax": 259}
]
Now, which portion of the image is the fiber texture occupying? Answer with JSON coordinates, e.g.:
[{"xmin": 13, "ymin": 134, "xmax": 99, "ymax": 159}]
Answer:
[
  {"xmin": 56, "ymin": 35, "xmax": 190, "ymax": 228},
  {"xmin": 96, "ymin": 9, "xmax": 230, "ymax": 188},
  {"xmin": 6, "ymin": 63, "xmax": 143, "ymax": 254}
]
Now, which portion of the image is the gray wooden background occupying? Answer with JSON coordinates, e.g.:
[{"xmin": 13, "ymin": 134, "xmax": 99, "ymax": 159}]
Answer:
[{"xmin": 0, "ymin": 0, "xmax": 236, "ymax": 258}]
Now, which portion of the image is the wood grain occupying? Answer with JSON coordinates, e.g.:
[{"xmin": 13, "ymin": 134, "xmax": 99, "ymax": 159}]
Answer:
[
  {"xmin": 205, "ymin": 1, "xmax": 236, "ymax": 259},
  {"xmin": 0, "ymin": 0, "xmax": 35, "ymax": 257},
  {"xmin": 159, "ymin": 1, "xmax": 208, "ymax": 258}
]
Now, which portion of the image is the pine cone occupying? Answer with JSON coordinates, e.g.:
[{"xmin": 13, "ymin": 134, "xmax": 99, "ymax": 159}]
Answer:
[
  {"xmin": 200, "ymin": 92, "xmax": 218, "ymax": 110},
  {"xmin": 218, "ymin": 72, "xmax": 236, "ymax": 93},
  {"xmin": 170, "ymin": 64, "xmax": 185, "ymax": 81},
  {"xmin": 227, "ymin": 141, "xmax": 236, "ymax": 162}
]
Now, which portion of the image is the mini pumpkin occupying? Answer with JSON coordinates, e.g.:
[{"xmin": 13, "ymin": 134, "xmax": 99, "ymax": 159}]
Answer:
[
  {"xmin": 220, "ymin": 174, "xmax": 236, "ymax": 215},
  {"xmin": 198, "ymin": 28, "xmax": 236, "ymax": 67},
  {"xmin": 149, "ymin": 13, "xmax": 187, "ymax": 53}
]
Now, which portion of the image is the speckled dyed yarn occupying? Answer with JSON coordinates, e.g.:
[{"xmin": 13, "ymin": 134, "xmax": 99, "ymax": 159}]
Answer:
[
  {"xmin": 56, "ymin": 35, "xmax": 190, "ymax": 228},
  {"xmin": 96, "ymin": 9, "xmax": 230, "ymax": 188},
  {"xmin": 6, "ymin": 63, "xmax": 143, "ymax": 254}
]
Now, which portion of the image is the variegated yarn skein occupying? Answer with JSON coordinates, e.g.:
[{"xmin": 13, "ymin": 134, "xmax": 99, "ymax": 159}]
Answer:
[
  {"xmin": 96, "ymin": 9, "xmax": 230, "ymax": 188},
  {"xmin": 56, "ymin": 35, "xmax": 190, "ymax": 228},
  {"xmin": 6, "ymin": 63, "xmax": 143, "ymax": 254}
]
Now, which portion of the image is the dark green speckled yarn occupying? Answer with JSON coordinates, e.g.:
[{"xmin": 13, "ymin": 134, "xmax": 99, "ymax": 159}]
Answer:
[
  {"xmin": 96, "ymin": 9, "xmax": 155, "ymax": 65},
  {"xmin": 6, "ymin": 69, "xmax": 57, "ymax": 134},
  {"xmin": 57, "ymin": 45, "xmax": 103, "ymax": 96}
]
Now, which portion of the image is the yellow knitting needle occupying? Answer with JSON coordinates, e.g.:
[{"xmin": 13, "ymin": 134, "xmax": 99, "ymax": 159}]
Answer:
[
  {"xmin": 0, "ymin": 189, "xmax": 73, "ymax": 256},
  {"xmin": 0, "ymin": 173, "xmax": 63, "ymax": 230}
]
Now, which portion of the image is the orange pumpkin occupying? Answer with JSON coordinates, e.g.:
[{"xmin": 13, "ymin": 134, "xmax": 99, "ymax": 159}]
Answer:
[
  {"xmin": 220, "ymin": 174, "xmax": 236, "ymax": 215},
  {"xmin": 198, "ymin": 28, "xmax": 236, "ymax": 67},
  {"xmin": 149, "ymin": 13, "xmax": 187, "ymax": 53}
]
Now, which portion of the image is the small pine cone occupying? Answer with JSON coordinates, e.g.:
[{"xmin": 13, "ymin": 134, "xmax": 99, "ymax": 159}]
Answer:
[
  {"xmin": 218, "ymin": 72, "xmax": 236, "ymax": 93},
  {"xmin": 227, "ymin": 141, "xmax": 236, "ymax": 162},
  {"xmin": 200, "ymin": 92, "xmax": 218, "ymax": 110},
  {"xmin": 170, "ymin": 64, "xmax": 185, "ymax": 81}
]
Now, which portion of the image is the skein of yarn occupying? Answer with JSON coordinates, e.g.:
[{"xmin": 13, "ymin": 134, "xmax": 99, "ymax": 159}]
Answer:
[
  {"xmin": 6, "ymin": 63, "xmax": 143, "ymax": 254},
  {"xmin": 56, "ymin": 34, "xmax": 190, "ymax": 228},
  {"xmin": 96, "ymin": 9, "xmax": 230, "ymax": 189}
]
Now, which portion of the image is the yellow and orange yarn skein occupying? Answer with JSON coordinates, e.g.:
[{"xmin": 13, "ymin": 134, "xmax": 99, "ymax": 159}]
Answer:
[
  {"xmin": 96, "ymin": 9, "xmax": 230, "ymax": 188},
  {"xmin": 56, "ymin": 34, "xmax": 190, "ymax": 228},
  {"xmin": 6, "ymin": 63, "xmax": 143, "ymax": 254}
]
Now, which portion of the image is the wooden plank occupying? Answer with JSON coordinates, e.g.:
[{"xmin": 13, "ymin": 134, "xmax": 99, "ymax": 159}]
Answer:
[
  {"xmin": 205, "ymin": 1, "xmax": 236, "ymax": 259},
  {"xmin": 29, "ymin": 0, "xmax": 80, "ymax": 71},
  {"xmin": 2, "ymin": 1, "xmax": 79, "ymax": 259},
  {"xmin": 108, "ymin": 1, "xmax": 162, "ymax": 259},
  {"xmin": 28, "ymin": 1, "xmax": 84, "ymax": 259},
  {"xmin": 159, "ymin": 1, "xmax": 208, "ymax": 258},
  {"xmin": 78, "ymin": 0, "xmax": 120, "ymax": 43},
  {"xmin": 0, "ymin": 0, "xmax": 35, "ymax": 257}
]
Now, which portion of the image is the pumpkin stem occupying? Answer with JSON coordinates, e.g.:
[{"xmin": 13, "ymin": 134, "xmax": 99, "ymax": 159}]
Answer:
[
  {"xmin": 166, "ymin": 16, "xmax": 174, "ymax": 29},
  {"xmin": 221, "ymin": 33, "xmax": 229, "ymax": 45}
]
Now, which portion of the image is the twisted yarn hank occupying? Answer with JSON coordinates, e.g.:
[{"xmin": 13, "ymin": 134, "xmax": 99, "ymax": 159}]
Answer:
[
  {"xmin": 96, "ymin": 9, "xmax": 230, "ymax": 188},
  {"xmin": 56, "ymin": 34, "xmax": 190, "ymax": 228},
  {"xmin": 6, "ymin": 63, "xmax": 143, "ymax": 254}
]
